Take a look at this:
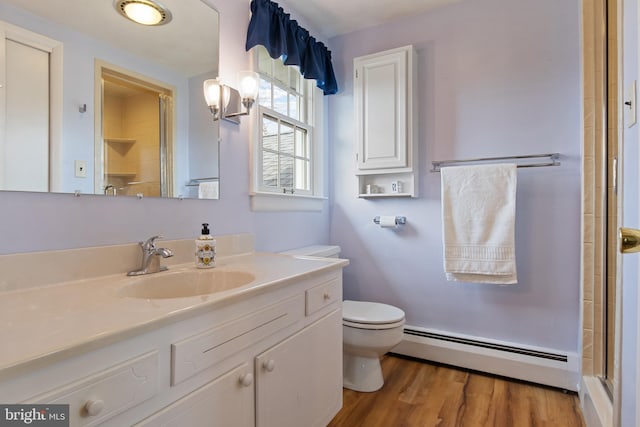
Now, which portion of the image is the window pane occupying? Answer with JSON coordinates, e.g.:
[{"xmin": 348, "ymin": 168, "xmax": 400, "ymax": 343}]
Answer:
[
  {"xmin": 289, "ymin": 68, "xmax": 300, "ymax": 92},
  {"xmin": 295, "ymin": 158, "xmax": 310, "ymax": 190},
  {"xmin": 262, "ymin": 151, "xmax": 278, "ymax": 187},
  {"xmin": 295, "ymin": 128, "xmax": 307, "ymax": 158},
  {"xmin": 279, "ymin": 154, "xmax": 294, "ymax": 189},
  {"xmin": 262, "ymin": 116, "xmax": 278, "ymax": 151},
  {"xmin": 258, "ymin": 46, "xmax": 272, "ymax": 74},
  {"xmin": 288, "ymin": 94, "xmax": 299, "ymax": 120},
  {"xmin": 258, "ymin": 78, "xmax": 272, "ymax": 108},
  {"xmin": 280, "ymin": 122, "xmax": 294, "ymax": 155},
  {"xmin": 273, "ymin": 85, "xmax": 288, "ymax": 115},
  {"xmin": 274, "ymin": 58, "xmax": 288, "ymax": 86}
]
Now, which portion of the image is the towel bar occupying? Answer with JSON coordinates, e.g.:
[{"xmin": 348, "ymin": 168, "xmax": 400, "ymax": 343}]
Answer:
[{"xmin": 431, "ymin": 153, "xmax": 560, "ymax": 172}]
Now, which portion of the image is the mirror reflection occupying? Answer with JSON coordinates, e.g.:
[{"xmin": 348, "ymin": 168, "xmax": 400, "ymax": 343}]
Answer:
[{"xmin": 0, "ymin": 0, "xmax": 220, "ymax": 199}]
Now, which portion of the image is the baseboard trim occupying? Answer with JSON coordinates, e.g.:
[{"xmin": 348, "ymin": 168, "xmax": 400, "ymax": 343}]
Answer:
[{"xmin": 393, "ymin": 325, "xmax": 580, "ymax": 391}]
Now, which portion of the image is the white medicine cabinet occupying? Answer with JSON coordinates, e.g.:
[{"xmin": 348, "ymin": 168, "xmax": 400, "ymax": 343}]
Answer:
[{"xmin": 354, "ymin": 45, "xmax": 418, "ymax": 198}]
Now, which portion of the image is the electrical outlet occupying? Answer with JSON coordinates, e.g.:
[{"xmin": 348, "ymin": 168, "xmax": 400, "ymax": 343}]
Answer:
[{"xmin": 75, "ymin": 160, "xmax": 87, "ymax": 178}]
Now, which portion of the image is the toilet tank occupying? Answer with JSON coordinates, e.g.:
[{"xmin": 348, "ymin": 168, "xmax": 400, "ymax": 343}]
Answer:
[{"xmin": 280, "ymin": 245, "xmax": 341, "ymax": 258}]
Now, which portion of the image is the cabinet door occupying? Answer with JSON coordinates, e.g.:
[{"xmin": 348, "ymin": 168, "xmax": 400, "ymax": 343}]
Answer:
[
  {"xmin": 134, "ymin": 363, "xmax": 254, "ymax": 427},
  {"xmin": 255, "ymin": 309, "xmax": 342, "ymax": 427},
  {"xmin": 355, "ymin": 47, "xmax": 409, "ymax": 170}
]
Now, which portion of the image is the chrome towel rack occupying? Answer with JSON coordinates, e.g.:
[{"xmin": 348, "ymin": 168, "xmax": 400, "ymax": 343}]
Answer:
[{"xmin": 430, "ymin": 153, "xmax": 560, "ymax": 172}]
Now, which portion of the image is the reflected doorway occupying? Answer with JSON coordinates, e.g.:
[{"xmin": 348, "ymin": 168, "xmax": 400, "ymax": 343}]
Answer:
[{"xmin": 95, "ymin": 63, "xmax": 174, "ymax": 197}]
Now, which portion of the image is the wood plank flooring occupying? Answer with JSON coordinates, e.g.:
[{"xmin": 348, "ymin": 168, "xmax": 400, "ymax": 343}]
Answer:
[{"xmin": 328, "ymin": 355, "xmax": 585, "ymax": 427}]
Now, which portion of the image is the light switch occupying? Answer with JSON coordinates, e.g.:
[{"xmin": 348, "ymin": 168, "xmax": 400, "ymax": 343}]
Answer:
[
  {"xmin": 625, "ymin": 80, "xmax": 636, "ymax": 128},
  {"xmin": 74, "ymin": 160, "xmax": 87, "ymax": 178}
]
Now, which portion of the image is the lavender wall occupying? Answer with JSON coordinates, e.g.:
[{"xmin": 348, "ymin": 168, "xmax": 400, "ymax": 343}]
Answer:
[
  {"xmin": 328, "ymin": 0, "xmax": 582, "ymax": 352},
  {"xmin": 0, "ymin": 0, "xmax": 329, "ymax": 256}
]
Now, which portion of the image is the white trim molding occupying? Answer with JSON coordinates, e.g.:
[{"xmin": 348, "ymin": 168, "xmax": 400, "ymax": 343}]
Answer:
[{"xmin": 393, "ymin": 325, "xmax": 580, "ymax": 391}]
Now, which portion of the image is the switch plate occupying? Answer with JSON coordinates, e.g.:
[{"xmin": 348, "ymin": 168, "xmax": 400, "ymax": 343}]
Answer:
[
  {"xmin": 74, "ymin": 160, "xmax": 87, "ymax": 178},
  {"xmin": 625, "ymin": 80, "xmax": 637, "ymax": 128}
]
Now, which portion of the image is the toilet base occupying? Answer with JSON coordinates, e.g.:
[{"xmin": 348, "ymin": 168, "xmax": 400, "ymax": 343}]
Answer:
[{"xmin": 343, "ymin": 354, "xmax": 384, "ymax": 392}]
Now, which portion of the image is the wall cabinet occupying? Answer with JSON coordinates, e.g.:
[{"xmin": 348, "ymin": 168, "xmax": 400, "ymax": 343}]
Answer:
[
  {"xmin": 3, "ymin": 270, "xmax": 343, "ymax": 427},
  {"xmin": 354, "ymin": 45, "xmax": 418, "ymax": 198}
]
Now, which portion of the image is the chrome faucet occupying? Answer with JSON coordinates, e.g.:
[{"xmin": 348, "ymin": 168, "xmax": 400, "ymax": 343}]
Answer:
[{"xmin": 127, "ymin": 235, "xmax": 174, "ymax": 276}]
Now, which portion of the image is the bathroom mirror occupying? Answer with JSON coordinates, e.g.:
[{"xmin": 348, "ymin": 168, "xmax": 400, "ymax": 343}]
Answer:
[{"xmin": 0, "ymin": 0, "xmax": 220, "ymax": 199}]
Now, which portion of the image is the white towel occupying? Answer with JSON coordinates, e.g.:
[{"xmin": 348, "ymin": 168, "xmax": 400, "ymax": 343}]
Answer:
[
  {"xmin": 198, "ymin": 181, "xmax": 219, "ymax": 199},
  {"xmin": 441, "ymin": 163, "xmax": 517, "ymax": 284}
]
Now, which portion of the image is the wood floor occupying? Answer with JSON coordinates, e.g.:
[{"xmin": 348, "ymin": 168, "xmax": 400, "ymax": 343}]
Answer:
[{"xmin": 328, "ymin": 355, "xmax": 585, "ymax": 427}]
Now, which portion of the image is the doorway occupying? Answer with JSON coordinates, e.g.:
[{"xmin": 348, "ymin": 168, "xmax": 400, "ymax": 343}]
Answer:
[{"xmin": 95, "ymin": 62, "xmax": 174, "ymax": 197}]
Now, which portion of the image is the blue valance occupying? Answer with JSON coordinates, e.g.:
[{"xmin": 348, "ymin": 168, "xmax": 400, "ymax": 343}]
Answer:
[{"xmin": 245, "ymin": 0, "xmax": 338, "ymax": 95}]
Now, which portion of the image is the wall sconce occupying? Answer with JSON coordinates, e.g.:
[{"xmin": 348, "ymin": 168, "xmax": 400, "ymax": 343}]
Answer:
[{"xmin": 203, "ymin": 71, "xmax": 259, "ymax": 122}]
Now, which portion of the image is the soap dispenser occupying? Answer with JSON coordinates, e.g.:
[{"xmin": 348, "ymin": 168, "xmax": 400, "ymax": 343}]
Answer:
[{"xmin": 195, "ymin": 223, "xmax": 216, "ymax": 268}]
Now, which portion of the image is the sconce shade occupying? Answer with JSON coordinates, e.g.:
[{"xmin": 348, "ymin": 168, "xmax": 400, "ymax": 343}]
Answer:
[
  {"xmin": 238, "ymin": 71, "xmax": 259, "ymax": 101},
  {"xmin": 203, "ymin": 79, "xmax": 221, "ymax": 109}
]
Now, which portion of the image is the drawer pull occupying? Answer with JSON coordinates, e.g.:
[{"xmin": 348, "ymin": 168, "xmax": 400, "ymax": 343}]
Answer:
[
  {"xmin": 323, "ymin": 292, "xmax": 331, "ymax": 301},
  {"xmin": 84, "ymin": 399, "xmax": 105, "ymax": 417},
  {"xmin": 263, "ymin": 359, "xmax": 276, "ymax": 372},
  {"xmin": 238, "ymin": 373, "xmax": 254, "ymax": 387}
]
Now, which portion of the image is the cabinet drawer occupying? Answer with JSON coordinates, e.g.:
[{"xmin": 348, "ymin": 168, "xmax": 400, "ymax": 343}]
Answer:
[
  {"xmin": 172, "ymin": 294, "xmax": 303, "ymax": 385},
  {"xmin": 305, "ymin": 278, "xmax": 340, "ymax": 316},
  {"xmin": 29, "ymin": 351, "xmax": 158, "ymax": 426}
]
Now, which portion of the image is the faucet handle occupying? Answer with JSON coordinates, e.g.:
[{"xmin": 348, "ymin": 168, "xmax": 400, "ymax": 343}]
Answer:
[{"xmin": 141, "ymin": 235, "xmax": 163, "ymax": 251}]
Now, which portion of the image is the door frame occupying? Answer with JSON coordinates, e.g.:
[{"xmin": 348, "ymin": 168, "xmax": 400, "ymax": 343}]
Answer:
[{"xmin": 94, "ymin": 60, "xmax": 176, "ymax": 196}]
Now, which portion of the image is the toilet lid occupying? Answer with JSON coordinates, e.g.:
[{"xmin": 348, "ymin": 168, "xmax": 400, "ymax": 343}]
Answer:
[{"xmin": 342, "ymin": 300, "xmax": 405, "ymax": 325}]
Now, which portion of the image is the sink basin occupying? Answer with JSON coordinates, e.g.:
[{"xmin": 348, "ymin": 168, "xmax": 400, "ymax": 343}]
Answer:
[{"xmin": 118, "ymin": 269, "xmax": 256, "ymax": 299}]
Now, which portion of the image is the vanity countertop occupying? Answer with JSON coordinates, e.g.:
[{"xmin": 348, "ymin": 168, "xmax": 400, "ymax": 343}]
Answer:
[{"xmin": 0, "ymin": 252, "xmax": 348, "ymax": 380}]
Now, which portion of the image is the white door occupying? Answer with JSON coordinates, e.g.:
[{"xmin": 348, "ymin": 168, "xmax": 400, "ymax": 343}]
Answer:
[
  {"xmin": 619, "ymin": 0, "xmax": 640, "ymax": 425},
  {"xmin": 0, "ymin": 26, "xmax": 49, "ymax": 192}
]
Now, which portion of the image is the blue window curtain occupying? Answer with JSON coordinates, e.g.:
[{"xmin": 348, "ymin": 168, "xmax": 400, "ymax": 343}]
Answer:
[{"xmin": 245, "ymin": 0, "xmax": 338, "ymax": 95}]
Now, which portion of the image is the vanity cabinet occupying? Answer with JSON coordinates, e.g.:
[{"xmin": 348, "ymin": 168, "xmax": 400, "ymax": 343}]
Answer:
[
  {"xmin": 2, "ymin": 267, "xmax": 343, "ymax": 427},
  {"xmin": 354, "ymin": 45, "xmax": 418, "ymax": 198}
]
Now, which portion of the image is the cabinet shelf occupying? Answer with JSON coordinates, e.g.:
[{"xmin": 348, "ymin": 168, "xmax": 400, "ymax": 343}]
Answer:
[
  {"xmin": 106, "ymin": 172, "xmax": 136, "ymax": 178},
  {"xmin": 105, "ymin": 138, "xmax": 136, "ymax": 145},
  {"xmin": 358, "ymin": 193, "xmax": 413, "ymax": 199}
]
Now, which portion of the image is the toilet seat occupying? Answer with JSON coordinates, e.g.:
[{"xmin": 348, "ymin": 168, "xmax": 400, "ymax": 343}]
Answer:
[{"xmin": 343, "ymin": 300, "xmax": 405, "ymax": 330}]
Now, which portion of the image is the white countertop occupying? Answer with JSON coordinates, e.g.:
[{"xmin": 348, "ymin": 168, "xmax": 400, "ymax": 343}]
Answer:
[{"xmin": 0, "ymin": 252, "xmax": 348, "ymax": 379}]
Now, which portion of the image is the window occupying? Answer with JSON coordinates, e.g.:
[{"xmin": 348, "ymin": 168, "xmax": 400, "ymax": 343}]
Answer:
[{"xmin": 250, "ymin": 46, "xmax": 325, "ymax": 211}]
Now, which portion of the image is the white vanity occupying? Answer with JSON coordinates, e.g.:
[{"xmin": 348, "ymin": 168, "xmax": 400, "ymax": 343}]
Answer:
[{"xmin": 0, "ymin": 234, "xmax": 348, "ymax": 427}]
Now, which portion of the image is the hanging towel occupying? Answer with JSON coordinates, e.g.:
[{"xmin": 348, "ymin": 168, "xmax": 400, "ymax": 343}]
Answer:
[
  {"xmin": 441, "ymin": 163, "xmax": 517, "ymax": 284},
  {"xmin": 198, "ymin": 181, "xmax": 219, "ymax": 199}
]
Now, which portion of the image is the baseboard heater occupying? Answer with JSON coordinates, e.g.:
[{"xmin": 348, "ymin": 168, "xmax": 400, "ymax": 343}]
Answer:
[{"xmin": 393, "ymin": 326, "xmax": 579, "ymax": 391}]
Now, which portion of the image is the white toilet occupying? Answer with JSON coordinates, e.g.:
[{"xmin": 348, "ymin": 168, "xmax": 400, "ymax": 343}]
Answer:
[
  {"xmin": 281, "ymin": 245, "xmax": 406, "ymax": 392},
  {"xmin": 342, "ymin": 300, "xmax": 405, "ymax": 392}
]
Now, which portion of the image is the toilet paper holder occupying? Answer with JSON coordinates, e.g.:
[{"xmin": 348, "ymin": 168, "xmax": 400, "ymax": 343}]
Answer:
[{"xmin": 373, "ymin": 216, "xmax": 406, "ymax": 226}]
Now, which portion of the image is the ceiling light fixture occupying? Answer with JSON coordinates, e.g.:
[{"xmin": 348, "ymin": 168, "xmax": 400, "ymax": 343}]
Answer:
[{"xmin": 114, "ymin": 0, "xmax": 172, "ymax": 26}]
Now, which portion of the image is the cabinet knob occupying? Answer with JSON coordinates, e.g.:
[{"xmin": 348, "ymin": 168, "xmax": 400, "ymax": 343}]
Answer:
[
  {"xmin": 238, "ymin": 373, "xmax": 254, "ymax": 387},
  {"xmin": 84, "ymin": 399, "xmax": 104, "ymax": 416},
  {"xmin": 263, "ymin": 359, "xmax": 276, "ymax": 372},
  {"xmin": 323, "ymin": 292, "xmax": 331, "ymax": 300}
]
